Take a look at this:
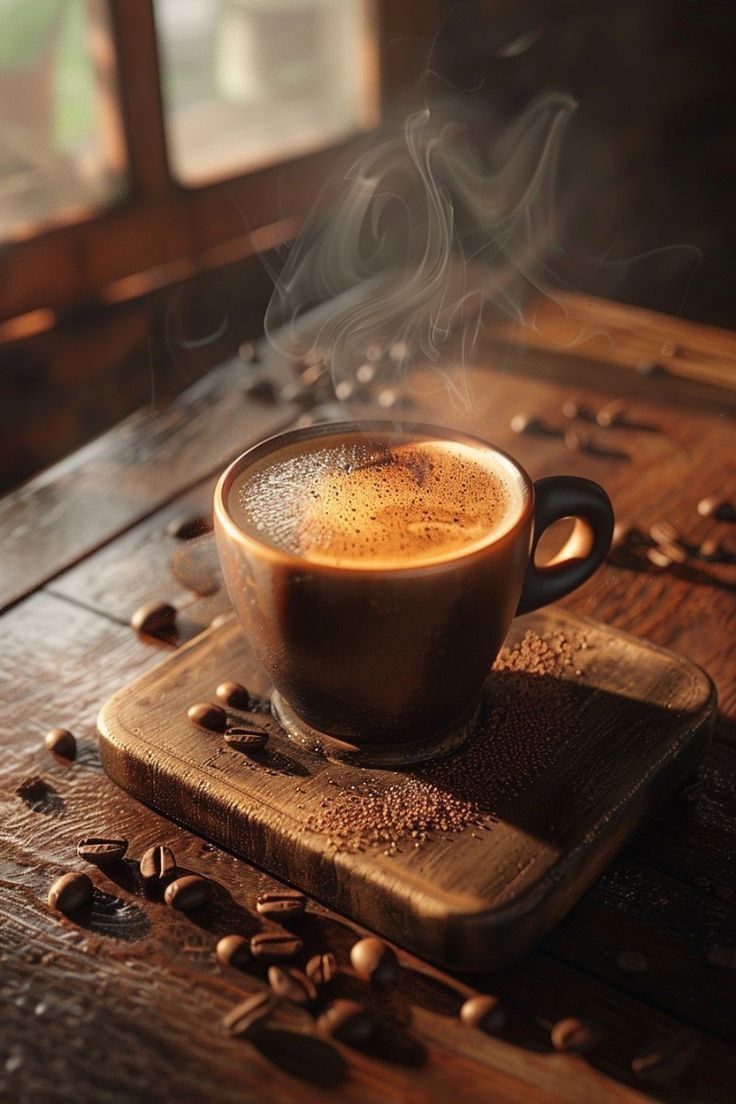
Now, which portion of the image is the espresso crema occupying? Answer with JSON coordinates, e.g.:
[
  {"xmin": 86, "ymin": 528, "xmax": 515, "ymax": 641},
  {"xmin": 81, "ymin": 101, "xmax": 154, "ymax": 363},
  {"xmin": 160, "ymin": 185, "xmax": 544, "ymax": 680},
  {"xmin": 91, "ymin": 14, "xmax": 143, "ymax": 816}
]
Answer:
[{"xmin": 229, "ymin": 431, "xmax": 523, "ymax": 569}]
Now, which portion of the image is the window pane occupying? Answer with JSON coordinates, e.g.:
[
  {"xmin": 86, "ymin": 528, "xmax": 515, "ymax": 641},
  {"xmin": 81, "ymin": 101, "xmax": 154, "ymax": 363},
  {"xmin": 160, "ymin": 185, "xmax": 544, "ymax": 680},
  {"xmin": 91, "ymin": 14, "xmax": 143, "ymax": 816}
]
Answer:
[
  {"xmin": 155, "ymin": 0, "xmax": 379, "ymax": 185},
  {"xmin": 0, "ymin": 0, "xmax": 125, "ymax": 240}
]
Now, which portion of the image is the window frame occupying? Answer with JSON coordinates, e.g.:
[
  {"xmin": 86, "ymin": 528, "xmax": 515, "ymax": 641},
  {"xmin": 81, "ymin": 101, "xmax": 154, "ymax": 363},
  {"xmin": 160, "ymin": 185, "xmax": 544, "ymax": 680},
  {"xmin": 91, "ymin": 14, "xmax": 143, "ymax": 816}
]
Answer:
[{"xmin": 0, "ymin": 0, "xmax": 440, "ymax": 331}]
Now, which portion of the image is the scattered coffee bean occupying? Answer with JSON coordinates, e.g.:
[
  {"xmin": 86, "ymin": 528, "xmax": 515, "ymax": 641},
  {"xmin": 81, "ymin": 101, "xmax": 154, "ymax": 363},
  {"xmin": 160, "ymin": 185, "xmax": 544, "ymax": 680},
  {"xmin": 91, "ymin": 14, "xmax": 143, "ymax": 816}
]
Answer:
[
  {"xmin": 139, "ymin": 844, "xmax": 176, "ymax": 884},
  {"xmin": 223, "ymin": 991, "xmax": 276, "ymax": 1038},
  {"xmin": 550, "ymin": 1016, "xmax": 601, "ymax": 1053},
  {"xmin": 215, "ymin": 681, "xmax": 250, "ymax": 709},
  {"xmin": 350, "ymin": 937, "xmax": 399, "ymax": 987},
  {"xmin": 48, "ymin": 871, "xmax": 92, "ymax": 915},
  {"xmin": 268, "ymin": 966, "xmax": 317, "ymax": 1004},
  {"xmin": 510, "ymin": 413, "xmax": 546, "ymax": 435},
  {"xmin": 636, "ymin": 359, "xmax": 668, "ymax": 377},
  {"xmin": 335, "ymin": 380, "xmax": 354, "ymax": 402},
  {"xmin": 187, "ymin": 702, "xmax": 227, "ymax": 732},
  {"xmin": 318, "ymin": 1000, "xmax": 375, "ymax": 1045},
  {"xmin": 649, "ymin": 520, "xmax": 681, "ymax": 546},
  {"xmin": 306, "ymin": 952, "xmax": 339, "ymax": 987},
  {"xmin": 243, "ymin": 377, "xmax": 277, "ymax": 402},
  {"xmin": 697, "ymin": 497, "xmax": 736, "ymax": 521},
  {"xmin": 164, "ymin": 874, "xmax": 212, "ymax": 911},
  {"xmin": 705, "ymin": 945, "xmax": 736, "ymax": 970},
  {"xmin": 562, "ymin": 398, "xmax": 595, "ymax": 421},
  {"xmin": 389, "ymin": 341, "xmax": 410, "ymax": 363},
  {"xmin": 44, "ymin": 728, "xmax": 77, "ymax": 761},
  {"xmin": 657, "ymin": 540, "xmax": 688, "ymax": 566},
  {"xmin": 225, "ymin": 725, "xmax": 269, "ymax": 753},
  {"xmin": 216, "ymin": 934, "xmax": 252, "ymax": 970},
  {"xmin": 564, "ymin": 428, "xmax": 591, "ymax": 453},
  {"xmin": 256, "ymin": 890, "xmax": 306, "ymax": 919},
  {"xmin": 616, "ymin": 950, "xmax": 648, "ymax": 974},
  {"xmin": 632, "ymin": 1029, "xmax": 700, "ymax": 1084},
  {"xmin": 166, "ymin": 514, "xmax": 212, "ymax": 540},
  {"xmin": 130, "ymin": 600, "xmax": 177, "ymax": 636},
  {"xmin": 646, "ymin": 547, "xmax": 673, "ymax": 570},
  {"xmin": 76, "ymin": 838, "xmax": 128, "ymax": 866},
  {"xmin": 698, "ymin": 537, "xmax": 721, "ymax": 560},
  {"xmin": 596, "ymin": 400, "xmax": 627, "ymax": 428},
  {"xmin": 238, "ymin": 341, "xmax": 257, "ymax": 364},
  {"xmin": 251, "ymin": 932, "xmax": 303, "ymax": 961},
  {"xmin": 356, "ymin": 363, "xmax": 375, "ymax": 384},
  {"xmin": 459, "ymin": 995, "xmax": 507, "ymax": 1034}
]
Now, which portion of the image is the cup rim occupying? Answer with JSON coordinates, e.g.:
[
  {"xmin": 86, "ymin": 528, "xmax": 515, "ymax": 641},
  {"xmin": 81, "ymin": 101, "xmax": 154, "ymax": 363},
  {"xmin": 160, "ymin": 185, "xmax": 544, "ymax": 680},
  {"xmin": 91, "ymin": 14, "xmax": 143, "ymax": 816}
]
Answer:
[{"xmin": 214, "ymin": 420, "xmax": 535, "ymax": 576}]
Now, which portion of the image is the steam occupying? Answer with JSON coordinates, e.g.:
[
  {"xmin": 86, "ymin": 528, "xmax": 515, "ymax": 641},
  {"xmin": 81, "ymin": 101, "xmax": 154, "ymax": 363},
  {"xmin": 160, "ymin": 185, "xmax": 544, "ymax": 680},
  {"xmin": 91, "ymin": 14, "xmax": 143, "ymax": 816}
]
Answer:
[{"xmin": 263, "ymin": 93, "xmax": 577, "ymax": 409}]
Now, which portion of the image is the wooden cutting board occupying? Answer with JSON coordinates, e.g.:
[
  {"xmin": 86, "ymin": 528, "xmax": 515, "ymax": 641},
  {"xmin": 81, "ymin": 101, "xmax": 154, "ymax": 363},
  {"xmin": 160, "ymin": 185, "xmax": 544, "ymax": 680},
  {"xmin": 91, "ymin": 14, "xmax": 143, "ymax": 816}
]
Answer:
[{"xmin": 98, "ymin": 608, "xmax": 715, "ymax": 971}]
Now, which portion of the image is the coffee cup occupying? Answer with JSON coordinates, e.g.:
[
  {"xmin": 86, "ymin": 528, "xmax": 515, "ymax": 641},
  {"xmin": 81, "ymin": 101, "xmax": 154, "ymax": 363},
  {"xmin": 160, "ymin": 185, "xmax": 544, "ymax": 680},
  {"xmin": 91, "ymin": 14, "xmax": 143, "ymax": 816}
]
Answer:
[{"xmin": 214, "ymin": 421, "xmax": 613, "ymax": 764}]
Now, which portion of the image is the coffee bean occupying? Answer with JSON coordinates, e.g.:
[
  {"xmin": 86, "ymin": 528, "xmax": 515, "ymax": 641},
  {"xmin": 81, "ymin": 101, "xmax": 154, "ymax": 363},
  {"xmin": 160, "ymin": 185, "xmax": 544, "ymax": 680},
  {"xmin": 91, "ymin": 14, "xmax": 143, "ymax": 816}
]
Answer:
[
  {"xmin": 187, "ymin": 702, "xmax": 227, "ymax": 733},
  {"xmin": 139, "ymin": 844, "xmax": 176, "ymax": 884},
  {"xmin": 215, "ymin": 681, "xmax": 251, "ymax": 709},
  {"xmin": 562, "ymin": 398, "xmax": 595, "ymax": 421},
  {"xmin": 550, "ymin": 1016, "xmax": 601, "ymax": 1053},
  {"xmin": 238, "ymin": 341, "xmax": 257, "ymax": 364},
  {"xmin": 318, "ymin": 1000, "xmax": 375, "ymax": 1045},
  {"xmin": 616, "ymin": 950, "xmax": 648, "ymax": 974},
  {"xmin": 698, "ymin": 537, "xmax": 720, "ymax": 560},
  {"xmin": 705, "ymin": 945, "xmax": 736, "ymax": 970},
  {"xmin": 697, "ymin": 497, "xmax": 736, "ymax": 521},
  {"xmin": 564, "ymin": 428, "xmax": 591, "ymax": 453},
  {"xmin": 48, "ymin": 871, "xmax": 92, "ymax": 915},
  {"xmin": 306, "ymin": 952, "xmax": 339, "ymax": 987},
  {"xmin": 657, "ymin": 539, "xmax": 688, "ymax": 566},
  {"xmin": 166, "ymin": 514, "xmax": 212, "ymax": 540},
  {"xmin": 350, "ymin": 937, "xmax": 399, "ymax": 987},
  {"xmin": 356, "ymin": 363, "xmax": 375, "ymax": 385},
  {"xmin": 649, "ymin": 520, "xmax": 681, "ymax": 546},
  {"xmin": 130, "ymin": 600, "xmax": 176, "ymax": 636},
  {"xmin": 164, "ymin": 874, "xmax": 212, "ymax": 911},
  {"xmin": 510, "ymin": 413, "xmax": 545, "ymax": 435},
  {"xmin": 632, "ymin": 1029, "xmax": 700, "ymax": 1084},
  {"xmin": 268, "ymin": 966, "xmax": 317, "ymax": 1004},
  {"xmin": 250, "ymin": 932, "xmax": 303, "ymax": 961},
  {"xmin": 459, "ymin": 995, "xmax": 507, "ymax": 1034},
  {"xmin": 216, "ymin": 934, "xmax": 252, "ymax": 970},
  {"xmin": 44, "ymin": 728, "xmax": 77, "ymax": 761},
  {"xmin": 76, "ymin": 837, "xmax": 128, "ymax": 866},
  {"xmin": 243, "ymin": 377, "xmax": 276, "ymax": 402},
  {"xmin": 646, "ymin": 547, "xmax": 673, "ymax": 570},
  {"xmin": 596, "ymin": 400, "xmax": 627, "ymax": 428},
  {"xmin": 256, "ymin": 890, "xmax": 306, "ymax": 919},
  {"xmin": 223, "ymin": 991, "xmax": 276, "ymax": 1038},
  {"xmin": 225, "ymin": 725, "xmax": 269, "ymax": 753}
]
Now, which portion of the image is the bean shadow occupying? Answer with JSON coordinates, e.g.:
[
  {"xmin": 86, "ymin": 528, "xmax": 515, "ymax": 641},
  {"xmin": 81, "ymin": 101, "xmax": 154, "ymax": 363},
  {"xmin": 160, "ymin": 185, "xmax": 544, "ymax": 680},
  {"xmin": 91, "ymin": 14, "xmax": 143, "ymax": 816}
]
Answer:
[
  {"xmin": 66, "ymin": 887, "xmax": 151, "ymax": 942},
  {"xmin": 16, "ymin": 776, "xmax": 65, "ymax": 816}
]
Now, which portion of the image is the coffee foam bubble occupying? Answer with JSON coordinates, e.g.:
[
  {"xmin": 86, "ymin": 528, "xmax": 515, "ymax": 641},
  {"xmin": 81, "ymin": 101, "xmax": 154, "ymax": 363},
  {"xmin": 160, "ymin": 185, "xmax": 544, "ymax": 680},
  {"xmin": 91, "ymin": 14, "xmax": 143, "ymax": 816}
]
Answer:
[{"xmin": 231, "ymin": 435, "xmax": 520, "ymax": 568}]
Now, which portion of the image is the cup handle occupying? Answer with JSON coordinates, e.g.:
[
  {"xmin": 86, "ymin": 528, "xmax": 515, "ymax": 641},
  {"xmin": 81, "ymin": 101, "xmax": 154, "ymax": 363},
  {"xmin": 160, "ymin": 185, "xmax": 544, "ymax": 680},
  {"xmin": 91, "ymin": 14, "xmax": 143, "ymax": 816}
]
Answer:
[{"xmin": 516, "ymin": 476, "xmax": 614, "ymax": 615}]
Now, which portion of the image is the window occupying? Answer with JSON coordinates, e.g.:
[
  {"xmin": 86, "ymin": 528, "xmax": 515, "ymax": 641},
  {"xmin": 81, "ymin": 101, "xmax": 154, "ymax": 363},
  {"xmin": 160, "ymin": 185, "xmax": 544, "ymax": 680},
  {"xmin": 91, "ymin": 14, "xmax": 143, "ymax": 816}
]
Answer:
[
  {"xmin": 155, "ymin": 0, "xmax": 378, "ymax": 185},
  {"xmin": 0, "ymin": 0, "xmax": 124, "ymax": 240}
]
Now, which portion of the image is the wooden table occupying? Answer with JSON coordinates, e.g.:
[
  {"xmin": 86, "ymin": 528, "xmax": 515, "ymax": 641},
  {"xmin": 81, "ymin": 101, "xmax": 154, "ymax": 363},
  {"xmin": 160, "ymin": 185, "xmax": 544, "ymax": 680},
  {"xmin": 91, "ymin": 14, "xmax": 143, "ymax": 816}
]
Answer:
[{"xmin": 1, "ymin": 295, "xmax": 734, "ymax": 1104}]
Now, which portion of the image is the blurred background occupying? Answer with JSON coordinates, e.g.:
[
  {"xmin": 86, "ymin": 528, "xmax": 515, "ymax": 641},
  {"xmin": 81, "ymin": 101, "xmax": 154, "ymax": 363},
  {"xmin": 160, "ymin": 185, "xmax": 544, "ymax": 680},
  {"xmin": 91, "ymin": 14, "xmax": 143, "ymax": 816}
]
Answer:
[{"xmin": 1, "ymin": 0, "xmax": 734, "ymax": 491}]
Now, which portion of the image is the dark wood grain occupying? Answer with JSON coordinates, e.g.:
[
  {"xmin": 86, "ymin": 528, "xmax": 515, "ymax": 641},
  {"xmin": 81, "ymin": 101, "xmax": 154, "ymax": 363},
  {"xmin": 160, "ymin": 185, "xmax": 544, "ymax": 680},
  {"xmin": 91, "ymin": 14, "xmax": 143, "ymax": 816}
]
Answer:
[{"xmin": 0, "ymin": 362, "xmax": 295, "ymax": 612}]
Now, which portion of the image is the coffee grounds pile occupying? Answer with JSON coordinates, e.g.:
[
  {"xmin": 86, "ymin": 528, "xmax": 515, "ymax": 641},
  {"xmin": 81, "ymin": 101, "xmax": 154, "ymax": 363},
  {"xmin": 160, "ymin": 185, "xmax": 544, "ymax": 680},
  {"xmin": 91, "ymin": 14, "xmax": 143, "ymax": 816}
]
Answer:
[{"xmin": 306, "ymin": 629, "xmax": 589, "ymax": 853}]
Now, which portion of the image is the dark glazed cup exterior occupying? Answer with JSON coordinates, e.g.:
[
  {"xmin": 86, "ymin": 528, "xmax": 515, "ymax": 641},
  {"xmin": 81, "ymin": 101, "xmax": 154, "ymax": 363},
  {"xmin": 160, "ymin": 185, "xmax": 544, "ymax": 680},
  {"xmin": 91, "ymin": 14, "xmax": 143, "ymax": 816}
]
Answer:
[{"xmin": 214, "ymin": 422, "xmax": 612, "ymax": 746}]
